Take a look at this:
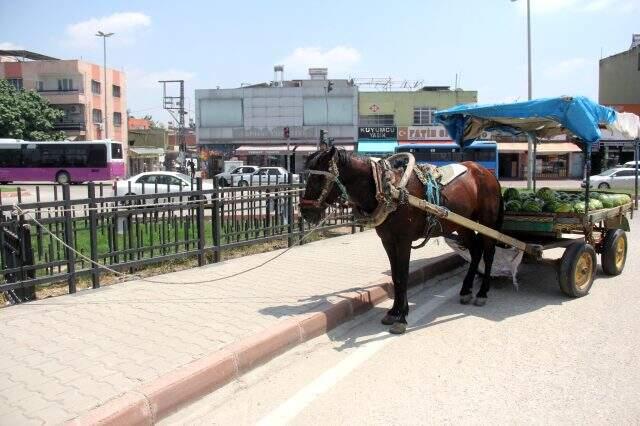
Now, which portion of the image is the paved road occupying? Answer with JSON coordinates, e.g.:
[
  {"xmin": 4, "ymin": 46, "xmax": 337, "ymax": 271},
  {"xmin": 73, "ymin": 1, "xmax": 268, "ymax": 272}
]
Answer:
[{"xmin": 164, "ymin": 217, "xmax": 640, "ymax": 425}]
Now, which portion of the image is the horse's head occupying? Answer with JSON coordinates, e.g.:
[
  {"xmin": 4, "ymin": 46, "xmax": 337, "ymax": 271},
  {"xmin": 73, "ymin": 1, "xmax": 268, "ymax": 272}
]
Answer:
[{"xmin": 300, "ymin": 145, "xmax": 344, "ymax": 224}]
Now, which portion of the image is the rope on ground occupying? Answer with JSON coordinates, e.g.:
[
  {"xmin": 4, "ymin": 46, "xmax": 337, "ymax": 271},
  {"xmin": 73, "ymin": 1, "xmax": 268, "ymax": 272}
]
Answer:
[{"xmin": 12, "ymin": 203, "xmax": 338, "ymax": 286}]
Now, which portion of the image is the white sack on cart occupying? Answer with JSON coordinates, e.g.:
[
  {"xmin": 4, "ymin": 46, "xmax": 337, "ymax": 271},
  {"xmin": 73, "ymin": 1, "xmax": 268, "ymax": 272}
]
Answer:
[{"xmin": 445, "ymin": 238, "xmax": 524, "ymax": 289}]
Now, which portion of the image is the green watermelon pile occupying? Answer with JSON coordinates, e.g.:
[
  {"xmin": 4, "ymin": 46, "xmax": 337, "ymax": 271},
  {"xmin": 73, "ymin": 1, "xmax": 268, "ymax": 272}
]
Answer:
[{"xmin": 503, "ymin": 187, "xmax": 631, "ymax": 214}]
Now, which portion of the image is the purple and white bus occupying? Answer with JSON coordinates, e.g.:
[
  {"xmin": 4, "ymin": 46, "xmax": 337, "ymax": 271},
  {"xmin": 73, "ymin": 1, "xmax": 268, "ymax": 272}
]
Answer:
[{"xmin": 0, "ymin": 139, "xmax": 125, "ymax": 184}]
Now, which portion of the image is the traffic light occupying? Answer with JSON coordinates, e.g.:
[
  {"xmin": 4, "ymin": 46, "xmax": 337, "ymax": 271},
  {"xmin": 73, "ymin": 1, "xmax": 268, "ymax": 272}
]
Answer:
[
  {"xmin": 283, "ymin": 126, "xmax": 290, "ymax": 139},
  {"xmin": 319, "ymin": 129, "xmax": 325, "ymax": 143},
  {"xmin": 327, "ymin": 81, "xmax": 334, "ymax": 92}
]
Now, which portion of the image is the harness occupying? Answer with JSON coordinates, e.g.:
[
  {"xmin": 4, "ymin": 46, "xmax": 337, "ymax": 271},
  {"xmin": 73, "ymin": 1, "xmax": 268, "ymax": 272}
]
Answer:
[
  {"xmin": 300, "ymin": 151, "xmax": 442, "ymax": 245},
  {"xmin": 298, "ymin": 149, "xmax": 350, "ymax": 210}
]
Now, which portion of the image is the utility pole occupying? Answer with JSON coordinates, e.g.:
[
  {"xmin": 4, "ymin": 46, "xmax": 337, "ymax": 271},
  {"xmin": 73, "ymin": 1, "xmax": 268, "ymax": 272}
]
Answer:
[
  {"xmin": 159, "ymin": 80, "xmax": 186, "ymax": 166},
  {"xmin": 96, "ymin": 31, "xmax": 114, "ymax": 139}
]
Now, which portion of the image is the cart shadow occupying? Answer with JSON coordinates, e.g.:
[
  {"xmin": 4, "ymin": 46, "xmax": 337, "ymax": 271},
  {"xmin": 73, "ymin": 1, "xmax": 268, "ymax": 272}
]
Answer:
[{"xmin": 328, "ymin": 260, "xmax": 577, "ymax": 351}]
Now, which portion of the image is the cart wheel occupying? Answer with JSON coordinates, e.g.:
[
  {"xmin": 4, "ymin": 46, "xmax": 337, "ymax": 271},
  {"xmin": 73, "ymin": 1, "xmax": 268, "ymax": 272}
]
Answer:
[
  {"xmin": 601, "ymin": 229, "xmax": 627, "ymax": 276},
  {"xmin": 558, "ymin": 242, "xmax": 597, "ymax": 297}
]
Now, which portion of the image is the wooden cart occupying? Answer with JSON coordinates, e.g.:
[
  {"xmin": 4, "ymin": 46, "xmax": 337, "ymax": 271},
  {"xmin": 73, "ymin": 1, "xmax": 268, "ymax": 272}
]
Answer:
[{"xmin": 501, "ymin": 197, "xmax": 632, "ymax": 297}]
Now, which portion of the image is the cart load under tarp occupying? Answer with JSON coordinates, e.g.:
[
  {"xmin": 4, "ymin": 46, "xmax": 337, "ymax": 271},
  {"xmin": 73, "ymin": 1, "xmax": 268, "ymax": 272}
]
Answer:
[{"xmin": 433, "ymin": 95, "xmax": 637, "ymax": 146}]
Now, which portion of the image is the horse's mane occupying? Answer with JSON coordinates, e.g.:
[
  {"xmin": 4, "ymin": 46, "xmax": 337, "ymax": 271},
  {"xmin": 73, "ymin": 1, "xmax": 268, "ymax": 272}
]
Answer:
[{"xmin": 305, "ymin": 148, "xmax": 367, "ymax": 170}]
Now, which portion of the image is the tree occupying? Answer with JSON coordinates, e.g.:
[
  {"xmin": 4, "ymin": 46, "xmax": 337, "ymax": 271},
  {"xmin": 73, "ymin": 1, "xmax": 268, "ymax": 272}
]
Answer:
[{"xmin": 0, "ymin": 79, "xmax": 65, "ymax": 140}]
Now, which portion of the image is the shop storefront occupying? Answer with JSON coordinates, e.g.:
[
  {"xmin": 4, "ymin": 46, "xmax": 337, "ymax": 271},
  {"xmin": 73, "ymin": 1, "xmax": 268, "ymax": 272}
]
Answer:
[
  {"xmin": 357, "ymin": 126, "xmax": 397, "ymax": 156},
  {"xmin": 497, "ymin": 141, "xmax": 584, "ymax": 179},
  {"xmin": 128, "ymin": 147, "xmax": 165, "ymax": 175}
]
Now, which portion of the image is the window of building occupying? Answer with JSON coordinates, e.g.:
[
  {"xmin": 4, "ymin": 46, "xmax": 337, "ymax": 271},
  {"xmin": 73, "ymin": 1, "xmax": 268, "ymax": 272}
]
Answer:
[
  {"xmin": 413, "ymin": 107, "xmax": 437, "ymax": 125},
  {"xmin": 91, "ymin": 80, "xmax": 101, "ymax": 94},
  {"xmin": 358, "ymin": 114, "xmax": 395, "ymax": 126},
  {"xmin": 92, "ymin": 109, "xmax": 103, "ymax": 123},
  {"xmin": 113, "ymin": 112, "xmax": 122, "ymax": 127},
  {"xmin": 112, "ymin": 84, "xmax": 121, "ymax": 97},
  {"xmin": 6, "ymin": 78, "xmax": 23, "ymax": 90},
  {"xmin": 36, "ymin": 81, "xmax": 44, "ymax": 91},
  {"xmin": 58, "ymin": 78, "xmax": 73, "ymax": 91}
]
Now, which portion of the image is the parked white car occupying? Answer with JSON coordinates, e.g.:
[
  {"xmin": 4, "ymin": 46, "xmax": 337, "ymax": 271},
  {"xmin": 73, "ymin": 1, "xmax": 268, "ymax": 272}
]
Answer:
[
  {"xmin": 115, "ymin": 172, "xmax": 214, "ymax": 201},
  {"xmin": 622, "ymin": 160, "xmax": 639, "ymax": 168},
  {"xmin": 214, "ymin": 165, "xmax": 259, "ymax": 187},
  {"xmin": 235, "ymin": 167, "xmax": 300, "ymax": 187},
  {"xmin": 582, "ymin": 167, "xmax": 639, "ymax": 189}
]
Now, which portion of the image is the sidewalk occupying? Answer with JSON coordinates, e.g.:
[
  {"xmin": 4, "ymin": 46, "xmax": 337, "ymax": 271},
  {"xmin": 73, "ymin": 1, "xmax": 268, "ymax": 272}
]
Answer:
[{"xmin": 0, "ymin": 231, "xmax": 460, "ymax": 425}]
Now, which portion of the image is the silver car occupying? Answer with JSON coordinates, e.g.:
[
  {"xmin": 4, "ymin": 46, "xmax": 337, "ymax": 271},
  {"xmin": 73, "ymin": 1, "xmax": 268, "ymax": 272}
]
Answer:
[{"xmin": 583, "ymin": 168, "xmax": 639, "ymax": 189}]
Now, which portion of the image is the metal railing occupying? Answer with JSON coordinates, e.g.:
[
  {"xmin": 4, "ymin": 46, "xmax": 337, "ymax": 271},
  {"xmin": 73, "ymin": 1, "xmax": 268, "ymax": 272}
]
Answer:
[{"xmin": 0, "ymin": 177, "xmax": 360, "ymax": 301}]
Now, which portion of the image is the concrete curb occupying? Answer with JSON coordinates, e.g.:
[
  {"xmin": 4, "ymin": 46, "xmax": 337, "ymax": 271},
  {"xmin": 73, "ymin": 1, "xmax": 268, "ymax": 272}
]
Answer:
[{"xmin": 68, "ymin": 253, "xmax": 464, "ymax": 425}]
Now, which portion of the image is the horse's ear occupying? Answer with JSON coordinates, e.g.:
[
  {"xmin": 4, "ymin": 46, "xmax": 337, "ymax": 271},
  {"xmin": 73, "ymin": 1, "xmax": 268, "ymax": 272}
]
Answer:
[{"xmin": 329, "ymin": 145, "xmax": 336, "ymax": 156}]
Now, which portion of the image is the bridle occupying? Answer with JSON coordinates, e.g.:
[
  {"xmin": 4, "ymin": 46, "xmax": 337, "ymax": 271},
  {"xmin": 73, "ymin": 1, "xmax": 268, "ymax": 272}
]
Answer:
[{"xmin": 299, "ymin": 150, "xmax": 349, "ymax": 209}]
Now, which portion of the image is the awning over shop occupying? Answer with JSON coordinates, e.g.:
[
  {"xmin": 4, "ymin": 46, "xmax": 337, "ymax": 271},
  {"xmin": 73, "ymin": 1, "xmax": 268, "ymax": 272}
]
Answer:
[
  {"xmin": 357, "ymin": 141, "xmax": 398, "ymax": 154},
  {"xmin": 128, "ymin": 147, "xmax": 165, "ymax": 158},
  {"xmin": 235, "ymin": 144, "xmax": 354, "ymax": 155},
  {"xmin": 497, "ymin": 142, "xmax": 582, "ymax": 154}
]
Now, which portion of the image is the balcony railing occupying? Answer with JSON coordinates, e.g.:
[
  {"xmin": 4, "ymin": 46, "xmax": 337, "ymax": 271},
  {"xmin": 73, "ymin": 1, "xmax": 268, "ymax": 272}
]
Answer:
[
  {"xmin": 54, "ymin": 120, "xmax": 86, "ymax": 131},
  {"xmin": 37, "ymin": 88, "xmax": 84, "ymax": 95}
]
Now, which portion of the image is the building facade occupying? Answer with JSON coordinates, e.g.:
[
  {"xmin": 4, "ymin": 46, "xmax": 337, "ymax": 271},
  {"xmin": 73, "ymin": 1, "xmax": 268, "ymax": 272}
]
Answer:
[
  {"xmin": 196, "ymin": 67, "xmax": 358, "ymax": 174},
  {"xmin": 357, "ymin": 87, "xmax": 477, "ymax": 156},
  {"xmin": 0, "ymin": 50, "xmax": 127, "ymax": 145},
  {"xmin": 599, "ymin": 34, "xmax": 640, "ymax": 116},
  {"xmin": 597, "ymin": 34, "xmax": 640, "ymax": 173}
]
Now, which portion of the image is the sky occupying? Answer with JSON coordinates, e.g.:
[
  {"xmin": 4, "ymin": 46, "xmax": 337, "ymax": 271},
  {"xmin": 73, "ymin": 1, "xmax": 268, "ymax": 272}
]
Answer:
[{"xmin": 1, "ymin": 0, "xmax": 639, "ymax": 125}]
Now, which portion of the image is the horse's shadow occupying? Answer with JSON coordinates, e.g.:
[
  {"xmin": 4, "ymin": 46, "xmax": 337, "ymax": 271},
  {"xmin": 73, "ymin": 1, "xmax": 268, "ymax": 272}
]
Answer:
[
  {"xmin": 257, "ymin": 257, "xmax": 438, "ymax": 319},
  {"xmin": 326, "ymin": 259, "xmax": 611, "ymax": 351},
  {"xmin": 259, "ymin": 252, "xmax": 597, "ymax": 352}
]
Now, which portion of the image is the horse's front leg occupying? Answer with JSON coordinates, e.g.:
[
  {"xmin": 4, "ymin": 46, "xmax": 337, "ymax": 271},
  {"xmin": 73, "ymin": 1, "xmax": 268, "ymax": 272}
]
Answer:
[
  {"xmin": 389, "ymin": 240, "xmax": 412, "ymax": 335},
  {"xmin": 381, "ymin": 239, "xmax": 400, "ymax": 326}
]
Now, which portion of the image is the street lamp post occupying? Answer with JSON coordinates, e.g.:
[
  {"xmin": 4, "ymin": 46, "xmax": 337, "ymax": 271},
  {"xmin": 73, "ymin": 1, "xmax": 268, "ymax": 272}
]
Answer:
[
  {"xmin": 95, "ymin": 31, "xmax": 114, "ymax": 139},
  {"xmin": 512, "ymin": 0, "xmax": 534, "ymax": 189}
]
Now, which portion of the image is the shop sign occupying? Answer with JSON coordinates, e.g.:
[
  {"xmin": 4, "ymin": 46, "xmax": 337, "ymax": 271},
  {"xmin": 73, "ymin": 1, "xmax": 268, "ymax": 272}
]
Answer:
[
  {"xmin": 358, "ymin": 126, "xmax": 397, "ymax": 139},
  {"xmin": 397, "ymin": 125, "xmax": 451, "ymax": 141}
]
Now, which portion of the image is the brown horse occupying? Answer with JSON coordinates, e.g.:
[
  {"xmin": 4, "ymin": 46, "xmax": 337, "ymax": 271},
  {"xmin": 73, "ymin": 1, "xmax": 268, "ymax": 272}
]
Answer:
[{"xmin": 300, "ymin": 146, "xmax": 503, "ymax": 334}]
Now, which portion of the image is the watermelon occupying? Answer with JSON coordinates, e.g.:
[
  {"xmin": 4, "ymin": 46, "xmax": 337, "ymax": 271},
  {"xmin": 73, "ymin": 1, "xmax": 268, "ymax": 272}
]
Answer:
[
  {"xmin": 503, "ymin": 188, "xmax": 520, "ymax": 202},
  {"xmin": 543, "ymin": 201, "xmax": 559, "ymax": 213},
  {"xmin": 505, "ymin": 200, "xmax": 522, "ymax": 212},
  {"xmin": 536, "ymin": 187, "xmax": 556, "ymax": 202},
  {"xmin": 600, "ymin": 195, "xmax": 614, "ymax": 208},
  {"xmin": 589, "ymin": 199, "xmax": 603, "ymax": 210},
  {"xmin": 590, "ymin": 192, "xmax": 605, "ymax": 201},
  {"xmin": 555, "ymin": 203, "xmax": 573, "ymax": 213},
  {"xmin": 522, "ymin": 200, "xmax": 542, "ymax": 213},
  {"xmin": 573, "ymin": 199, "xmax": 603, "ymax": 214}
]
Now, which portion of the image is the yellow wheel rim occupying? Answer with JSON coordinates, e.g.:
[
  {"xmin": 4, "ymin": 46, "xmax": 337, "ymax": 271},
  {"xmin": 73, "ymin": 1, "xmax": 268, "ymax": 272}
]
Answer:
[
  {"xmin": 615, "ymin": 236, "xmax": 626, "ymax": 270},
  {"xmin": 574, "ymin": 252, "xmax": 593, "ymax": 290}
]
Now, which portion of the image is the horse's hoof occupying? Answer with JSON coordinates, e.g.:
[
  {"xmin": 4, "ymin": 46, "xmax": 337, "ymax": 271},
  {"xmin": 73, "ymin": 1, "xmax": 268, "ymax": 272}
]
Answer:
[
  {"xmin": 389, "ymin": 322, "xmax": 407, "ymax": 334},
  {"xmin": 459, "ymin": 294, "xmax": 473, "ymax": 305},
  {"xmin": 381, "ymin": 313, "xmax": 398, "ymax": 325},
  {"xmin": 474, "ymin": 297, "xmax": 487, "ymax": 307}
]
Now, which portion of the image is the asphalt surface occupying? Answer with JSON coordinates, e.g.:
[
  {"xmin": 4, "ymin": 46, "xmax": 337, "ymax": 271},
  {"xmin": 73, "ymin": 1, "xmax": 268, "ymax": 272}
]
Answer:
[{"xmin": 162, "ymin": 216, "xmax": 640, "ymax": 425}]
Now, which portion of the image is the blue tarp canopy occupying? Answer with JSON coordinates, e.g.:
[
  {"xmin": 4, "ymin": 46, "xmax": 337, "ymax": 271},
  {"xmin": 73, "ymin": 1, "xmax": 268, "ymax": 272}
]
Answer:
[{"xmin": 435, "ymin": 96, "xmax": 617, "ymax": 149}]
